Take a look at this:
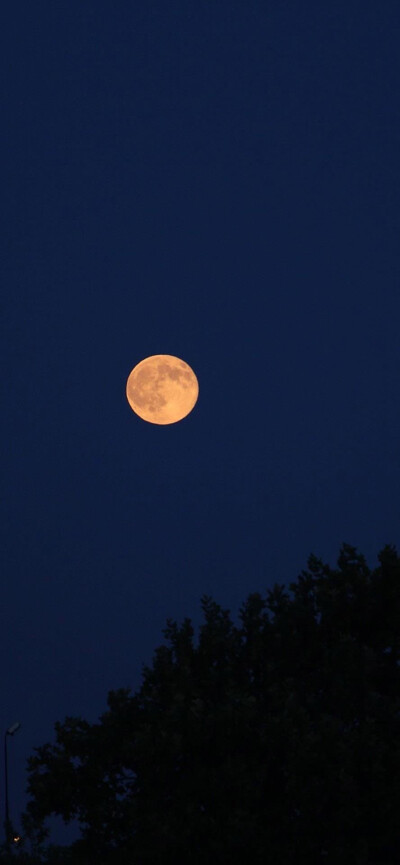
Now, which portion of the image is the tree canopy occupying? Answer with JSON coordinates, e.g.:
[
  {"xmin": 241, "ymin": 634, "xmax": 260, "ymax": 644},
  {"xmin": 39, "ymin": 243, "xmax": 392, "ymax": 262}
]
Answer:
[{"xmin": 10, "ymin": 542, "xmax": 400, "ymax": 863}]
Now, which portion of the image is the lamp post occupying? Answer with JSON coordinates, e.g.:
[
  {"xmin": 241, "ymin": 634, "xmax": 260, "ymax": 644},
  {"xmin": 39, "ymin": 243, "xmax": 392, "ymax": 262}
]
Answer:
[{"xmin": 4, "ymin": 721, "xmax": 21, "ymax": 852}]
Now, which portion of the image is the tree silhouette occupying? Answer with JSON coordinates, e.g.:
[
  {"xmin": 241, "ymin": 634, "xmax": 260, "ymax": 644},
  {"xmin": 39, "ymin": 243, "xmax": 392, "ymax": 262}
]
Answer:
[{"xmin": 18, "ymin": 543, "xmax": 400, "ymax": 863}]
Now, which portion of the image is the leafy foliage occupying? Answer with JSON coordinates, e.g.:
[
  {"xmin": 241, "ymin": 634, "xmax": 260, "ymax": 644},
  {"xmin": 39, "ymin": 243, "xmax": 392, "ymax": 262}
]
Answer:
[{"xmin": 18, "ymin": 543, "xmax": 400, "ymax": 863}]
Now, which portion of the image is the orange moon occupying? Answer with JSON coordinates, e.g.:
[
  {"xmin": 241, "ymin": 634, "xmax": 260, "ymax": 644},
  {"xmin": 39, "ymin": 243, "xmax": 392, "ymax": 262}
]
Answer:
[{"xmin": 126, "ymin": 355, "xmax": 199, "ymax": 425}]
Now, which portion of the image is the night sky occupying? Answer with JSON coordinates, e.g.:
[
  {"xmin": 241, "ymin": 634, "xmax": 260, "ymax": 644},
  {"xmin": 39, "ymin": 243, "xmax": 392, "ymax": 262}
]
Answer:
[{"xmin": 2, "ymin": 0, "xmax": 400, "ymax": 844}]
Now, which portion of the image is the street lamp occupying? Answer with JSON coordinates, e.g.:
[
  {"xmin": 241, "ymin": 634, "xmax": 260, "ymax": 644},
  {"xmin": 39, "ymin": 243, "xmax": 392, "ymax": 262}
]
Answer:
[{"xmin": 4, "ymin": 721, "xmax": 21, "ymax": 851}]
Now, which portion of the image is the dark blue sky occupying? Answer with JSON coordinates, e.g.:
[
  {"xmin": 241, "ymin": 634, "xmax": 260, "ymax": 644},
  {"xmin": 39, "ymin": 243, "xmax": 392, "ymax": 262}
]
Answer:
[{"xmin": 2, "ymin": 0, "xmax": 400, "ymax": 844}]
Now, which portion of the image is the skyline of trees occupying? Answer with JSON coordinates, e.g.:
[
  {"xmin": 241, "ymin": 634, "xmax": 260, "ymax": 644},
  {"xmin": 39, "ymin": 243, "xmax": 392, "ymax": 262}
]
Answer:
[{"xmin": 3, "ymin": 541, "xmax": 400, "ymax": 863}]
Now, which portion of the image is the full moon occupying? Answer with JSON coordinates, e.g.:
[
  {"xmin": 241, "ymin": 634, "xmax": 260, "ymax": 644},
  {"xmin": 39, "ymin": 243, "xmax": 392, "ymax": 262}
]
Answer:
[{"xmin": 126, "ymin": 355, "xmax": 199, "ymax": 425}]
